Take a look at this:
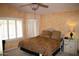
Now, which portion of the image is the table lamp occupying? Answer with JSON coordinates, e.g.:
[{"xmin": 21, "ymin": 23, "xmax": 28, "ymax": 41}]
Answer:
[{"xmin": 67, "ymin": 20, "xmax": 76, "ymax": 39}]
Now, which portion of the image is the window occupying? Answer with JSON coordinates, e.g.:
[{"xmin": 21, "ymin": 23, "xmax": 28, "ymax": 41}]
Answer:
[
  {"xmin": 0, "ymin": 20, "xmax": 8, "ymax": 40},
  {"xmin": 9, "ymin": 20, "xmax": 16, "ymax": 39},
  {"xmin": 16, "ymin": 20, "xmax": 23, "ymax": 37},
  {"xmin": 27, "ymin": 19, "xmax": 39, "ymax": 38},
  {"xmin": 0, "ymin": 18, "xmax": 23, "ymax": 40}
]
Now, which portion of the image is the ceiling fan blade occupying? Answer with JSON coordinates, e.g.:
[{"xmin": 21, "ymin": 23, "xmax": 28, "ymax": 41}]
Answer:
[
  {"xmin": 19, "ymin": 3, "xmax": 32, "ymax": 8},
  {"xmin": 38, "ymin": 3, "xmax": 48, "ymax": 8},
  {"xmin": 19, "ymin": 3, "xmax": 48, "ymax": 8}
]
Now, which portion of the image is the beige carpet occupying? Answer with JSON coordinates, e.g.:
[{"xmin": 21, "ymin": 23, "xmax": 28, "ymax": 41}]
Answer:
[{"xmin": 4, "ymin": 48, "xmax": 33, "ymax": 56}]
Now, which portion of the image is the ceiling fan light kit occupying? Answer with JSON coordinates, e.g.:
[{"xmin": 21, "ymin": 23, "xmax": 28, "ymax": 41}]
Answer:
[{"xmin": 30, "ymin": 4, "xmax": 39, "ymax": 11}]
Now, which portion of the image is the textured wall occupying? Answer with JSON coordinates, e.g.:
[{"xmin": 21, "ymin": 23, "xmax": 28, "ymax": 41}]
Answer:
[
  {"xmin": 40, "ymin": 11, "xmax": 79, "ymax": 36},
  {"xmin": 40, "ymin": 11, "xmax": 79, "ymax": 50}
]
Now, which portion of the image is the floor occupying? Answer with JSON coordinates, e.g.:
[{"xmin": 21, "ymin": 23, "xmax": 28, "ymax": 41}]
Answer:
[
  {"xmin": 4, "ymin": 48, "xmax": 33, "ymax": 56},
  {"xmin": 3, "ymin": 48, "xmax": 79, "ymax": 56}
]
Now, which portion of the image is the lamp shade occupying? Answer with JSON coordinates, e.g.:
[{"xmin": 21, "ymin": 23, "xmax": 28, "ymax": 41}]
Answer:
[{"xmin": 67, "ymin": 20, "xmax": 76, "ymax": 32}]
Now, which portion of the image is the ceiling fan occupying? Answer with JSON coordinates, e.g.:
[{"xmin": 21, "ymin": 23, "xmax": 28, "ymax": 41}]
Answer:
[{"xmin": 19, "ymin": 3, "xmax": 48, "ymax": 11}]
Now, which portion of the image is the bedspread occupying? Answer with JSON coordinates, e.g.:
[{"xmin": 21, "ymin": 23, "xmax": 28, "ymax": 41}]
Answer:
[{"xmin": 19, "ymin": 36, "xmax": 61, "ymax": 56}]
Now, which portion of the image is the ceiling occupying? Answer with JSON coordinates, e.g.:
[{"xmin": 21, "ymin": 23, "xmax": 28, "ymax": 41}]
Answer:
[{"xmin": 11, "ymin": 3, "xmax": 79, "ymax": 14}]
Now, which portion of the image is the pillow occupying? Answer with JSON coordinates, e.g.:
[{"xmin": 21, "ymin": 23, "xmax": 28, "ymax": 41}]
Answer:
[
  {"xmin": 40, "ymin": 30, "xmax": 52, "ymax": 38},
  {"xmin": 51, "ymin": 31, "xmax": 61, "ymax": 40}
]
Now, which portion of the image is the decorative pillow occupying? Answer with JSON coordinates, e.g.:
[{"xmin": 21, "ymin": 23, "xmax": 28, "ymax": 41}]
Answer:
[
  {"xmin": 40, "ymin": 30, "xmax": 52, "ymax": 38},
  {"xmin": 51, "ymin": 31, "xmax": 61, "ymax": 40}
]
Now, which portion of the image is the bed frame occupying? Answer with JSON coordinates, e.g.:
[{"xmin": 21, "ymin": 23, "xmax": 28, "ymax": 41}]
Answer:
[
  {"xmin": 20, "ymin": 47, "xmax": 60, "ymax": 56},
  {"xmin": 20, "ymin": 47, "xmax": 39, "ymax": 56}
]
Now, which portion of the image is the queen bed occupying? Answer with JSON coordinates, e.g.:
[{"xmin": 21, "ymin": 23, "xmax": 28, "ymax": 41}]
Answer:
[{"xmin": 18, "ymin": 30, "xmax": 62, "ymax": 56}]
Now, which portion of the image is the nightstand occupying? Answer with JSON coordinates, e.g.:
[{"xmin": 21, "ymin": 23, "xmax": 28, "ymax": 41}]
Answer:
[{"xmin": 64, "ymin": 39, "xmax": 77, "ymax": 55}]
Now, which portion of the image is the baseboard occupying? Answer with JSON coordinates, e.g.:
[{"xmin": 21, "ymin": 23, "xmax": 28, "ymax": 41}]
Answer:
[{"xmin": 4, "ymin": 47, "xmax": 18, "ymax": 52}]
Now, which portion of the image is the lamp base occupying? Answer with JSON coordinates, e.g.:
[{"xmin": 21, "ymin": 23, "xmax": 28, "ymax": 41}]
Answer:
[{"xmin": 70, "ymin": 32, "xmax": 73, "ymax": 39}]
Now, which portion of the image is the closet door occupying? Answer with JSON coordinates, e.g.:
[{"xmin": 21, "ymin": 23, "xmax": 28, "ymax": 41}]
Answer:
[{"xmin": 27, "ymin": 19, "xmax": 39, "ymax": 38}]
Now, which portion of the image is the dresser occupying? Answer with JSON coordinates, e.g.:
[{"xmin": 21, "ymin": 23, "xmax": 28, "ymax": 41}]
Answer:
[{"xmin": 64, "ymin": 39, "xmax": 77, "ymax": 55}]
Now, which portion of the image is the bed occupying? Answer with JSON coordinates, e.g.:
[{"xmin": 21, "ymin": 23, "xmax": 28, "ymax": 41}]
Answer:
[{"xmin": 18, "ymin": 30, "xmax": 62, "ymax": 56}]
